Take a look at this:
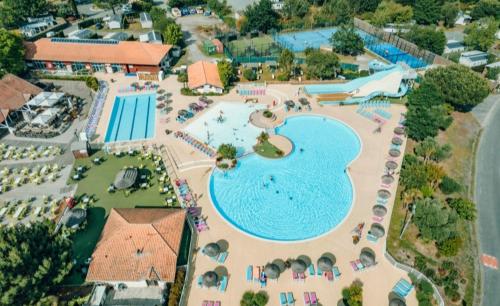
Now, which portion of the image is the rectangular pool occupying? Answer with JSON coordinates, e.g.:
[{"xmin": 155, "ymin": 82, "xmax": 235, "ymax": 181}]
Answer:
[{"xmin": 104, "ymin": 94, "xmax": 156, "ymax": 143}]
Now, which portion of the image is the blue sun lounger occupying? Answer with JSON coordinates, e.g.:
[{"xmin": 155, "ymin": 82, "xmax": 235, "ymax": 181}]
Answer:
[
  {"xmin": 217, "ymin": 251, "xmax": 228, "ymax": 263},
  {"xmin": 246, "ymin": 265, "xmax": 253, "ymax": 282},
  {"xmin": 279, "ymin": 292, "xmax": 287, "ymax": 306},
  {"xmin": 308, "ymin": 264, "xmax": 315, "ymax": 276},
  {"xmin": 392, "ymin": 278, "xmax": 414, "ymax": 297},
  {"xmin": 287, "ymin": 292, "xmax": 295, "ymax": 305},
  {"xmin": 317, "ymin": 265, "xmax": 323, "ymax": 277},
  {"xmin": 333, "ymin": 266, "xmax": 341, "ymax": 279},
  {"xmin": 197, "ymin": 275, "xmax": 203, "ymax": 288},
  {"xmin": 367, "ymin": 233, "xmax": 379, "ymax": 242},
  {"xmin": 219, "ymin": 276, "xmax": 228, "ymax": 292}
]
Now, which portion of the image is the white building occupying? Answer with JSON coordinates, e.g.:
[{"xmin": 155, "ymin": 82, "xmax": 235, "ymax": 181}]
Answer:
[
  {"xmin": 459, "ymin": 50, "xmax": 488, "ymax": 68},
  {"xmin": 140, "ymin": 12, "xmax": 153, "ymax": 29},
  {"xmin": 106, "ymin": 14, "xmax": 122, "ymax": 29},
  {"xmin": 20, "ymin": 15, "xmax": 56, "ymax": 38},
  {"xmin": 103, "ymin": 32, "xmax": 130, "ymax": 41},
  {"xmin": 139, "ymin": 31, "xmax": 163, "ymax": 44},
  {"xmin": 68, "ymin": 29, "xmax": 95, "ymax": 39},
  {"xmin": 455, "ymin": 12, "xmax": 472, "ymax": 26},
  {"xmin": 444, "ymin": 40, "xmax": 466, "ymax": 54}
]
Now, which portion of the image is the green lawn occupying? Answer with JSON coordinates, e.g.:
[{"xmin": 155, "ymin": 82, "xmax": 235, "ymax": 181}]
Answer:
[
  {"xmin": 64, "ymin": 152, "xmax": 175, "ymax": 285},
  {"xmin": 228, "ymin": 35, "xmax": 276, "ymax": 53},
  {"xmin": 254, "ymin": 140, "xmax": 283, "ymax": 158}
]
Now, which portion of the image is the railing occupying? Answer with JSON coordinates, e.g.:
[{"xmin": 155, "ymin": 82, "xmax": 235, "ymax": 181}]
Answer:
[
  {"xmin": 84, "ymin": 81, "xmax": 108, "ymax": 139},
  {"xmin": 384, "ymin": 251, "xmax": 445, "ymax": 306}
]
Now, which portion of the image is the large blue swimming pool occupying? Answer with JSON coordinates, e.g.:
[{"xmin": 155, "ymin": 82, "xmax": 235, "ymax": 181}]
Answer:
[
  {"xmin": 105, "ymin": 94, "xmax": 155, "ymax": 143},
  {"xmin": 209, "ymin": 116, "xmax": 361, "ymax": 241}
]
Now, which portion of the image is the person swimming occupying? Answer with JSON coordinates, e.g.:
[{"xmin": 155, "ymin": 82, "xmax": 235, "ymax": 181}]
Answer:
[
  {"xmin": 270, "ymin": 175, "xmax": 275, "ymax": 182},
  {"xmin": 299, "ymin": 148, "xmax": 304, "ymax": 153}
]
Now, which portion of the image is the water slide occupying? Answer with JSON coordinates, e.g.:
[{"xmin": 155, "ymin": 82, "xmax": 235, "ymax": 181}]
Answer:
[{"xmin": 319, "ymin": 82, "xmax": 409, "ymax": 105}]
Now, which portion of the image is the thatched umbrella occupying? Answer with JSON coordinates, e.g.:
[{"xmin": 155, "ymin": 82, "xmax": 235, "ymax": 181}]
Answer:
[
  {"xmin": 372, "ymin": 205, "xmax": 387, "ymax": 217},
  {"xmin": 389, "ymin": 298, "xmax": 406, "ymax": 306},
  {"xmin": 113, "ymin": 168, "xmax": 138, "ymax": 190},
  {"xmin": 203, "ymin": 243, "xmax": 221, "ymax": 257},
  {"xmin": 61, "ymin": 208, "xmax": 86, "ymax": 228},
  {"xmin": 189, "ymin": 102, "xmax": 199, "ymax": 109},
  {"xmin": 157, "ymin": 96, "xmax": 165, "ymax": 101},
  {"xmin": 394, "ymin": 127, "xmax": 405, "ymax": 135},
  {"xmin": 299, "ymin": 97, "xmax": 309, "ymax": 105},
  {"xmin": 285, "ymin": 100, "xmax": 295, "ymax": 107},
  {"xmin": 382, "ymin": 175, "xmax": 394, "ymax": 184},
  {"xmin": 378, "ymin": 189, "xmax": 391, "ymax": 199},
  {"xmin": 264, "ymin": 263, "xmax": 280, "ymax": 279},
  {"xmin": 392, "ymin": 137, "xmax": 403, "ymax": 145},
  {"xmin": 370, "ymin": 223, "xmax": 386, "ymax": 238},
  {"xmin": 386, "ymin": 161, "xmax": 398, "ymax": 170},
  {"xmin": 178, "ymin": 109, "xmax": 189, "ymax": 117},
  {"xmin": 317, "ymin": 257, "xmax": 333, "ymax": 272},
  {"xmin": 360, "ymin": 248, "xmax": 376, "ymax": 267},
  {"xmin": 291, "ymin": 259, "xmax": 306, "ymax": 273},
  {"xmin": 202, "ymin": 271, "xmax": 219, "ymax": 287},
  {"xmin": 389, "ymin": 149, "xmax": 401, "ymax": 157}
]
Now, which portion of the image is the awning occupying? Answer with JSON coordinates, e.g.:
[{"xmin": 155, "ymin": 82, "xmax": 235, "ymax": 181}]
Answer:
[
  {"xmin": 27, "ymin": 92, "xmax": 65, "ymax": 107},
  {"xmin": 31, "ymin": 107, "xmax": 59, "ymax": 126}
]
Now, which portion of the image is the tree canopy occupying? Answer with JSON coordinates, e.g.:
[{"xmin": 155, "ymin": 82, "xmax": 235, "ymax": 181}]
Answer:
[
  {"xmin": 413, "ymin": 0, "xmax": 442, "ymax": 25},
  {"xmin": 217, "ymin": 60, "xmax": 235, "ymax": 88},
  {"xmin": 217, "ymin": 143, "xmax": 237, "ymax": 159},
  {"xmin": 278, "ymin": 48, "xmax": 295, "ymax": 76},
  {"xmin": 341, "ymin": 280, "xmax": 363, "ymax": 306},
  {"xmin": 350, "ymin": 0, "xmax": 382, "ymax": 13},
  {"xmin": 424, "ymin": 65, "xmax": 490, "ymax": 111},
  {"xmin": 404, "ymin": 26, "xmax": 446, "ymax": 54},
  {"xmin": 414, "ymin": 137, "xmax": 452, "ymax": 163},
  {"xmin": 0, "ymin": 221, "xmax": 73, "ymax": 305},
  {"xmin": 405, "ymin": 80, "xmax": 453, "ymax": 140},
  {"xmin": 304, "ymin": 49, "xmax": 340, "ymax": 80},
  {"xmin": 0, "ymin": 0, "xmax": 50, "ymax": 28},
  {"xmin": 471, "ymin": 0, "xmax": 500, "ymax": 20},
  {"xmin": 163, "ymin": 23, "xmax": 184, "ymax": 46},
  {"xmin": 441, "ymin": 2, "xmax": 459, "ymax": 28},
  {"xmin": 447, "ymin": 198, "xmax": 477, "ymax": 221},
  {"xmin": 241, "ymin": 0, "xmax": 280, "ymax": 34},
  {"xmin": 319, "ymin": 0, "xmax": 353, "ymax": 26},
  {"xmin": 92, "ymin": 0, "xmax": 127, "ymax": 14},
  {"xmin": 331, "ymin": 24, "xmax": 365, "ymax": 56},
  {"xmin": 0, "ymin": 29, "xmax": 26, "ymax": 78},
  {"xmin": 372, "ymin": 0, "xmax": 413, "ymax": 26},
  {"xmin": 464, "ymin": 17, "xmax": 498, "ymax": 51},
  {"xmin": 282, "ymin": 0, "xmax": 310, "ymax": 19},
  {"xmin": 414, "ymin": 198, "xmax": 458, "ymax": 243},
  {"xmin": 240, "ymin": 290, "xmax": 269, "ymax": 306}
]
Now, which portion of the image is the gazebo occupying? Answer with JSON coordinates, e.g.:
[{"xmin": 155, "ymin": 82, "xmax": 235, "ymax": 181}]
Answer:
[
  {"xmin": 113, "ymin": 168, "xmax": 138, "ymax": 190},
  {"xmin": 60, "ymin": 208, "xmax": 87, "ymax": 229}
]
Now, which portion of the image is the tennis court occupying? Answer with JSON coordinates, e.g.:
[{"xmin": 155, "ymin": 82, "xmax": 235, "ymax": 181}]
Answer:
[{"xmin": 274, "ymin": 28, "xmax": 428, "ymax": 69}]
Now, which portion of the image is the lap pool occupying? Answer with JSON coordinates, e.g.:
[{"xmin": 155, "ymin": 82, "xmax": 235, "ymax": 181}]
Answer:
[
  {"xmin": 105, "ymin": 94, "xmax": 156, "ymax": 143},
  {"xmin": 209, "ymin": 116, "xmax": 361, "ymax": 241}
]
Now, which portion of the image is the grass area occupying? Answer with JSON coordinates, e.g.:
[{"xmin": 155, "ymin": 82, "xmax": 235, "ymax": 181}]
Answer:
[
  {"xmin": 254, "ymin": 140, "xmax": 284, "ymax": 158},
  {"xmin": 387, "ymin": 112, "xmax": 481, "ymax": 305},
  {"xmin": 64, "ymin": 151, "xmax": 176, "ymax": 285}
]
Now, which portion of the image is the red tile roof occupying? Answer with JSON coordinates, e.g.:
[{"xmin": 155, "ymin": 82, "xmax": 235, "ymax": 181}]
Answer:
[
  {"xmin": 24, "ymin": 38, "xmax": 172, "ymax": 66},
  {"xmin": 0, "ymin": 74, "xmax": 42, "ymax": 123},
  {"xmin": 86, "ymin": 208, "xmax": 186, "ymax": 283},
  {"xmin": 187, "ymin": 60, "xmax": 223, "ymax": 90}
]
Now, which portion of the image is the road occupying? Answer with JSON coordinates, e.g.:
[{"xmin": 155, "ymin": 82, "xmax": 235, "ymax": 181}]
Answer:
[{"xmin": 474, "ymin": 93, "xmax": 500, "ymax": 306}]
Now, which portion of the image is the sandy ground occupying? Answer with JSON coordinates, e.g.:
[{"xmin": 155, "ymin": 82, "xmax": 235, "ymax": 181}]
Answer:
[{"xmin": 93, "ymin": 73, "xmax": 416, "ymax": 306}]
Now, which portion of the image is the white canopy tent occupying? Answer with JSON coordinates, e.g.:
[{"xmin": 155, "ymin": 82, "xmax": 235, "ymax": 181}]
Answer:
[
  {"xmin": 31, "ymin": 108, "xmax": 59, "ymax": 126},
  {"xmin": 27, "ymin": 92, "xmax": 65, "ymax": 108}
]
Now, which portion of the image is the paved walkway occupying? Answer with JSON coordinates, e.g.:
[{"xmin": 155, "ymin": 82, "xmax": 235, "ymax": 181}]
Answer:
[
  {"xmin": 176, "ymin": 15, "xmax": 223, "ymax": 63},
  {"xmin": 474, "ymin": 93, "xmax": 500, "ymax": 306}
]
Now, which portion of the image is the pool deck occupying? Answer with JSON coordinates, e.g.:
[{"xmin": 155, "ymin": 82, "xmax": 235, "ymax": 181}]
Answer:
[{"xmin": 92, "ymin": 73, "xmax": 416, "ymax": 306}]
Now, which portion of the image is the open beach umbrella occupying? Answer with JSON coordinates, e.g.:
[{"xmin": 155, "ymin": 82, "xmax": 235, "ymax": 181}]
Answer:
[
  {"xmin": 203, "ymin": 243, "xmax": 221, "ymax": 257},
  {"xmin": 360, "ymin": 248, "xmax": 376, "ymax": 267},
  {"xmin": 394, "ymin": 127, "xmax": 405, "ymax": 135},
  {"xmin": 386, "ymin": 161, "xmax": 398, "ymax": 170},
  {"xmin": 389, "ymin": 149, "xmax": 401, "ymax": 157},
  {"xmin": 178, "ymin": 109, "xmax": 189, "ymax": 117},
  {"xmin": 372, "ymin": 205, "xmax": 387, "ymax": 217},
  {"xmin": 298, "ymin": 97, "xmax": 309, "ymax": 105},
  {"xmin": 189, "ymin": 102, "xmax": 199, "ymax": 109},
  {"xmin": 317, "ymin": 257, "xmax": 333, "ymax": 272},
  {"xmin": 157, "ymin": 96, "xmax": 165, "ymax": 101},
  {"xmin": 291, "ymin": 259, "xmax": 306, "ymax": 273},
  {"xmin": 382, "ymin": 175, "xmax": 395, "ymax": 184},
  {"xmin": 392, "ymin": 137, "xmax": 403, "ymax": 145},
  {"xmin": 378, "ymin": 189, "xmax": 391, "ymax": 199},
  {"xmin": 113, "ymin": 168, "xmax": 138, "ymax": 190},
  {"xmin": 389, "ymin": 298, "xmax": 406, "ymax": 306},
  {"xmin": 264, "ymin": 263, "xmax": 280, "ymax": 279},
  {"xmin": 285, "ymin": 100, "xmax": 295, "ymax": 107},
  {"xmin": 202, "ymin": 271, "xmax": 219, "ymax": 287},
  {"xmin": 370, "ymin": 223, "xmax": 386, "ymax": 238}
]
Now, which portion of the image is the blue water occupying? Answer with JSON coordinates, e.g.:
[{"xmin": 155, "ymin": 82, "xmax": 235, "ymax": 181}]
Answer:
[
  {"xmin": 275, "ymin": 28, "xmax": 428, "ymax": 68},
  {"xmin": 104, "ymin": 94, "xmax": 155, "ymax": 142},
  {"xmin": 209, "ymin": 116, "xmax": 361, "ymax": 241}
]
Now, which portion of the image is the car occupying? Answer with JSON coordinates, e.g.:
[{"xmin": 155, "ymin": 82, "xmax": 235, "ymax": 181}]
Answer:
[
  {"xmin": 181, "ymin": 7, "xmax": 190, "ymax": 16},
  {"xmin": 189, "ymin": 8, "xmax": 197, "ymax": 15},
  {"xmin": 204, "ymin": 10, "xmax": 212, "ymax": 16},
  {"xmin": 95, "ymin": 22, "xmax": 103, "ymax": 30}
]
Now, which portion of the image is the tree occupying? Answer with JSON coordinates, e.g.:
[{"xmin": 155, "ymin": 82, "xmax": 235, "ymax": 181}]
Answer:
[
  {"xmin": 163, "ymin": 23, "xmax": 183, "ymax": 46},
  {"xmin": 464, "ymin": 18, "xmax": 498, "ymax": 51},
  {"xmin": 92, "ymin": 0, "xmax": 127, "ymax": 14},
  {"xmin": 471, "ymin": 0, "xmax": 500, "ymax": 20},
  {"xmin": 414, "ymin": 0, "xmax": 442, "ymax": 25},
  {"xmin": 405, "ymin": 81, "xmax": 453, "ymax": 140},
  {"xmin": 404, "ymin": 26, "xmax": 446, "ymax": 54},
  {"xmin": 0, "ymin": 222, "xmax": 73, "ymax": 305},
  {"xmin": 217, "ymin": 143, "xmax": 237, "ymax": 159},
  {"xmin": 282, "ymin": 0, "xmax": 310, "ymax": 19},
  {"xmin": 208, "ymin": 0, "xmax": 232, "ymax": 17},
  {"xmin": 439, "ymin": 176, "xmax": 462, "ymax": 194},
  {"xmin": 0, "ymin": 29, "xmax": 26, "ymax": 77},
  {"xmin": 350, "ymin": 0, "xmax": 382, "ymax": 13},
  {"xmin": 331, "ymin": 24, "xmax": 365, "ymax": 56},
  {"xmin": 257, "ymin": 132, "xmax": 269, "ymax": 143},
  {"xmin": 441, "ymin": 2, "xmax": 459, "ymax": 28},
  {"xmin": 241, "ymin": 0, "xmax": 279, "ymax": 34},
  {"xmin": 240, "ymin": 290, "xmax": 269, "ymax": 306},
  {"xmin": 68, "ymin": 0, "xmax": 80, "ymax": 18},
  {"xmin": 424, "ymin": 64, "xmax": 490, "ymax": 111},
  {"xmin": 414, "ymin": 137, "xmax": 451, "ymax": 163},
  {"xmin": 342, "ymin": 280, "xmax": 363, "ymax": 306},
  {"xmin": 305, "ymin": 49, "xmax": 340, "ymax": 80},
  {"xmin": 278, "ymin": 49, "xmax": 295, "ymax": 76},
  {"xmin": 320, "ymin": 0, "xmax": 353, "ymax": 26},
  {"xmin": 438, "ymin": 237, "xmax": 463, "ymax": 257},
  {"xmin": 217, "ymin": 60, "xmax": 235, "ymax": 88},
  {"xmin": 413, "ymin": 198, "xmax": 458, "ymax": 243},
  {"xmin": 372, "ymin": 0, "xmax": 413, "ymax": 27},
  {"xmin": 447, "ymin": 198, "xmax": 477, "ymax": 220},
  {"xmin": 0, "ymin": 0, "xmax": 50, "ymax": 27},
  {"xmin": 243, "ymin": 69, "xmax": 257, "ymax": 81}
]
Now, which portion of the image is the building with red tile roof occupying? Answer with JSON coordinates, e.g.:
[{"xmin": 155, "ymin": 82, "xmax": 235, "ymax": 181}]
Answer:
[
  {"xmin": 86, "ymin": 208, "xmax": 186, "ymax": 288},
  {"xmin": 187, "ymin": 60, "xmax": 224, "ymax": 94}
]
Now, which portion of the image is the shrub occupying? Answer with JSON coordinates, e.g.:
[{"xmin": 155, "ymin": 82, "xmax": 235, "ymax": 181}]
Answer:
[
  {"xmin": 177, "ymin": 72, "xmax": 188, "ymax": 83},
  {"xmin": 276, "ymin": 73, "xmax": 290, "ymax": 81},
  {"xmin": 447, "ymin": 197, "xmax": 477, "ymax": 221},
  {"xmin": 241, "ymin": 290, "xmax": 269, "ymax": 306},
  {"xmin": 438, "ymin": 237, "xmax": 463, "ymax": 257},
  {"xmin": 439, "ymin": 176, "xmax": 462, "ymax": 194},
  {"xmin": 180, "ymin": 87, "xmax": 195, "ymax": 95},
  {"xmin": 243, "ymin": 68, "xmax": 257, "ymax": 81},
  {"xmin": 217, "ymin": 143, "xmax": 237, "ymax": 159},
  {"xmin": 85, "ymin": 76, "xmax": 99, "ymax": 91},
  {"xmin": 263, "ymin": 110, "xmax": 273, "ymax": 118},
  {"xmin": 342, "ymin": 280, "xmax": 363, "ymax": 306}
]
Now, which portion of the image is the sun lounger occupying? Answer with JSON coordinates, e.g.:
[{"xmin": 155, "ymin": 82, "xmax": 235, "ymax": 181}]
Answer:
[
  {"xmin": 299, "ymin": 272, "xmax": 306, "ymax": 281},
  {"xmin": 310, "ymin": 292, "xmax": 318, "ymax": 305},
  {"xmin": 280, "ymin": 292, "xmax": 287, "ymax": 306},
  {"xmin": 303, "ymin": 292, "xmax": 311, "ymax": 306},
  {"xmin": 202, "ymin": 301, "xmax": 208, "ymax": 306},
  {"xmin": 308, "ymin": 264, "xmax": 315, "ymax": 276},
  {"xmin": 326, "ymin": 271, "xmax": 333, "ymax": 282},
  {"xmin": 253, "ymin": 266, "xmax": 260, "ymax": 282},
  {"xmin": 217, "ymin": 251, "xmax": 228, "ymax": 263},
  {"xmin": 317, "ymin": 265, "xmax": 322, "ymax": 277},
  {"xmin": 214, "ymin": 302, "xmax": 220, "ymax": 306},
  {"xmin": 287, "ymin": 292, "xmax": 295, "ymax": 306},
  {"xmin": 333, "ymin": 266, "xmax": 341, "ymax": 279},
  {"xmin": 246, "ymin": 265, "xmax": 253, "ymax": 281},
  {"xmin": 356, "ymin": 260, "xmax": 364, "ymax": 270},
  {"xmin": 208, "ymin": 302, "xmax": 214, "ymax": 306},
  {"xmin": 381, "ymin": 184, "xmax": 391, "ymax": 188},
  {"xmin": 293, "ymin": 272, "xmax": 299, "ymax": 281},
  {"xmin": 350, "ymin": 261, "xmax": 358, "ymax": 271},
  {"xmin": 197, "ymin": 275, "xmax": 203, "ymax": 287},
  {"xmin": 219, "ymin": 276, "xmax": 228, "ymax": 292},
  {"xmin": 372, "ymin": 216, "xmax": 384, "ymax": 222},
  {"xmin": 367, "ymin": 233, "xmax": 379, "ymax": 242}
]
